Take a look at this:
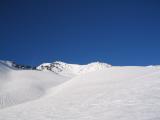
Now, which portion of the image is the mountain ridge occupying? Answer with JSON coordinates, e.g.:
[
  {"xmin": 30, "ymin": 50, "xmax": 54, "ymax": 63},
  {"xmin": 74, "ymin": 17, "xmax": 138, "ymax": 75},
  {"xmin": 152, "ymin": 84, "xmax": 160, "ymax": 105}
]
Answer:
[
  {"xmin": 37, "ymin": 61, "xmax": 112, "ymax": 77},
  {"xmin": 0, "ymin": 60, "xmax": 112, "ymax": 77}
]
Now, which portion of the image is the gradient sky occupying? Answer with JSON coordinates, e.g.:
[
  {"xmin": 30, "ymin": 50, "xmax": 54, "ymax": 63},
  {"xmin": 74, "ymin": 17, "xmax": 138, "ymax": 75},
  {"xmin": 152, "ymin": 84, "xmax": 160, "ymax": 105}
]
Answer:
[{"xmin": 0, "ymin": 0, "xmax": 160, "ymax": 66}]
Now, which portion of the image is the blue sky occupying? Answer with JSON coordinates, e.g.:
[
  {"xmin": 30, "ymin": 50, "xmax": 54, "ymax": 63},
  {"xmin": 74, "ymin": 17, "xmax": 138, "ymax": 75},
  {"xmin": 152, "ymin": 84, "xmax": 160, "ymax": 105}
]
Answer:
[{"xmin": 0, "ymin": 0, "xmax": 160, "ymax": 66}]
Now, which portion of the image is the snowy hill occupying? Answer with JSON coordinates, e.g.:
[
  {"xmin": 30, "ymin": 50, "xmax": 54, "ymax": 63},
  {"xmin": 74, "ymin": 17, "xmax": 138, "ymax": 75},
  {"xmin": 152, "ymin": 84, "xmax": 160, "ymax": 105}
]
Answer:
[
  {"xmin": 0, "ymin": 60, "xmax": 111, "ymax": 109},
  {"xmin": 37, "ymin": 61, "xmax": 112, "ymax": 77},
  {"xmin": 0, "ymin": 61, "xmax": 68, "ymax": 109},
  {"xmin": 1, "ymin": 60, "xmax": 160, "ymax": 120}
]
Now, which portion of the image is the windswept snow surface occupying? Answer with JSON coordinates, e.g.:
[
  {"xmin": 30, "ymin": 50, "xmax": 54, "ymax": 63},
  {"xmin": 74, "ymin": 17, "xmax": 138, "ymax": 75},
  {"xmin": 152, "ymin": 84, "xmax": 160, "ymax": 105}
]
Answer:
[{"xmin": 1, "ymin": 61, "xmax": 160, "ymax": 120}]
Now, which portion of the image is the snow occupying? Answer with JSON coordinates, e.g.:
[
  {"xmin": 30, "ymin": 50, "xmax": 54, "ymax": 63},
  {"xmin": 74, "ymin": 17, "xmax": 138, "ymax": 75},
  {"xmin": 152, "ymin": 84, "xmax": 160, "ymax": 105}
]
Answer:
[
  {"xmin": 1, "ymin": 61, "xmax": 160, "ymax": 120},
  {"xmin": 0, "ymin": 60, "xmax": 34, "ymax": 70},
  {"xmin": 37, "ymin": 61, "xmax": 112, "ymax": 77},
  {"xmin": 0, "ymin": 60, "xmax": 15, "ymax": 70},
  {"xmin": 0, "ymin": 62, "xmax": 69, "ymax": 109}
]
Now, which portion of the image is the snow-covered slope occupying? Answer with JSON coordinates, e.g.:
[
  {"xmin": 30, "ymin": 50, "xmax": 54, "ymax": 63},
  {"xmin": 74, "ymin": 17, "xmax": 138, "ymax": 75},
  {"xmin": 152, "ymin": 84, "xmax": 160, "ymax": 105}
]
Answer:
[
  {"xmin": 0, "ymin": 60, "xmax": 111, "ymax": 109},
  {"xmin": 1, "ymin": 64, "xmax": 160, "ymax": 120},
  {"xmin": 37, "ymin": 61, "xmax": 112, "ymax": 77},
  {"xmin": 0, "ymin": 62, "xmax": 68, "ymax": 109},
  {"xmin": 0, "ymin": 60, "xmax": 35, "ymax": 70},
  {"xmin": 0, "ymin": 60, "xmax": 15, "ymax": 69}
]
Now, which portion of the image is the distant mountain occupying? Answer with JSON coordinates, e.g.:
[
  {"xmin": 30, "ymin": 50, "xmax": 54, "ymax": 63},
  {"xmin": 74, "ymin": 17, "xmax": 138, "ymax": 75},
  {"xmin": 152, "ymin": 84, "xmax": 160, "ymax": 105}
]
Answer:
[
  {"xmin": 0, "ymin": 60, "xmax": 112, "ymax": 76},
  {"xmin": 37, "ymin": 61, "xmax": 112, "ymax": 77},
  {"xmin": 0, "ymin": 60, "xmax": 35, "ymax": 70}
]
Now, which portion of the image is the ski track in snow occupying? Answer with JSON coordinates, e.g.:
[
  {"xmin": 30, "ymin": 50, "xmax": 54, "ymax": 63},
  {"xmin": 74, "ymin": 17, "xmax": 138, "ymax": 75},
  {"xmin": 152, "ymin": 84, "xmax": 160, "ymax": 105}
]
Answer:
[{"xmin": 1, "ymin": 61, "xmax": 160, "ymax": 120}]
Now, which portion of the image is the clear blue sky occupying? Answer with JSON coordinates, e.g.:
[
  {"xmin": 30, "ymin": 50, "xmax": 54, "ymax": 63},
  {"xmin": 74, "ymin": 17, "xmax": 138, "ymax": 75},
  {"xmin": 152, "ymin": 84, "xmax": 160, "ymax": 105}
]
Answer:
[{"xmin": 0, "ymin": 0, "xmax": 160, "ymax": 66}]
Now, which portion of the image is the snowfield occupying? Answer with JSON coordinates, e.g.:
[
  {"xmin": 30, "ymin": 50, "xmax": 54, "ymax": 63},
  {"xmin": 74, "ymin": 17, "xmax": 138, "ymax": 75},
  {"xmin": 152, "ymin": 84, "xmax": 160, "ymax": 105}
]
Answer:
[
  {"xmin": 0, "ymin": 61, "xmax": 68, "ymax": 109},
  {"xmin": 1, "ymin": 61, "xmax": 160, "ymax": 120}
]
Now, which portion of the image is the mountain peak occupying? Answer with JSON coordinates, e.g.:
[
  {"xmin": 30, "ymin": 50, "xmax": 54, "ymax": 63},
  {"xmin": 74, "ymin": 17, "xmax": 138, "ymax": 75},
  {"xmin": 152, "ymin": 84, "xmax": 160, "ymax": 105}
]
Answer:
[
  {"xmin": 37, "ymin": 61, "xmax": 112, "ymax": 77},
  {"xmin": 53, "ymin": 61, "xmax": 67, "ymax": 65}
]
